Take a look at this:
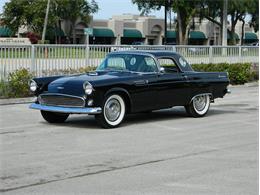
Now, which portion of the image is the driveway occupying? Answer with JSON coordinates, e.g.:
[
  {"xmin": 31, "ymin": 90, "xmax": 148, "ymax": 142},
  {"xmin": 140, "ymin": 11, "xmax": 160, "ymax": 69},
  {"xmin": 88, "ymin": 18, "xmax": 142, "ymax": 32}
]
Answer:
[{"xmin": 0, "ymin": 84, "xmax": 258, "ymax": 195}]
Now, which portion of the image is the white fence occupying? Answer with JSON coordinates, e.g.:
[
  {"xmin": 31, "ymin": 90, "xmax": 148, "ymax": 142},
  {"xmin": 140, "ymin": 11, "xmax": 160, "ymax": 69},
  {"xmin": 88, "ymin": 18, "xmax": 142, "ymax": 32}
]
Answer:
[{"xmin": 0, "ymin": 44, "xmax": 259, "ymax": 80}]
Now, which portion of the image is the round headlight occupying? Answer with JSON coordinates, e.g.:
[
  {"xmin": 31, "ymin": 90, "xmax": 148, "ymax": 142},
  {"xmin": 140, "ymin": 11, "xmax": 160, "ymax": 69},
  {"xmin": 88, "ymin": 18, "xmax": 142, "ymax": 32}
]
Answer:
[
  {"xmin": 84, "ymin": 82, "xmax": 93, "ymax": 95},
  {"xmin": 29, "ymin": 80, "xmax": 37, "ymax": 92}
]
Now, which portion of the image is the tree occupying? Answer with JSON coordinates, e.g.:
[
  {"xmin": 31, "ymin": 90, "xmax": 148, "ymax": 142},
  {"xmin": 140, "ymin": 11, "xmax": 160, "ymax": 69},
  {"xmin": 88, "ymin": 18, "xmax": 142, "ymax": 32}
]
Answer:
[
  {"xmin": 133, "ymin": 0, "xmax": 164, "ymax": 15},
  {"xmin": 199, "ymin": 0, "xmax": 258, "ymax": 45},
  {"xmin": 133, "ymin": 0, "xmax": 201, "ymax": 45},
  {"xmin": 239, "ymin": 15, "xmax": 246, "ymax": 45},
  {"xmin": 173, "ymin": 0, "xmax": 201, "ymax": 45},
  {"xmin": 198, "ymin": 0, "xmax": 224, "ymax": 44},
  {"xmin": 1, "ymin": 0, "xmax": 98, "ymax": 43},
  {"xmin": 227, "ymin": 0, "xmax": 253, "ymax": 45},
  {"xmin": 55, "ymin": 0, "xmax": 98, "ymax": 44},
  {"xmin": 249, "ymin": 0, "xmax": 259, "ymax": 33},
  {"xmin": 1, "ymin": 0, "xmax": 58, "ymax": 34}
]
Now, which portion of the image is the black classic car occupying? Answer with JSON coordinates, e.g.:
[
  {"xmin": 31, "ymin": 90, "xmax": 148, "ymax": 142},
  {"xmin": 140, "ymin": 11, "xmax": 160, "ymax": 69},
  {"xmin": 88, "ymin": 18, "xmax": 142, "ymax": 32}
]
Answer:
[{"xmin": 29, "ymin": 50, "xmax": 230, "ymax": 128}]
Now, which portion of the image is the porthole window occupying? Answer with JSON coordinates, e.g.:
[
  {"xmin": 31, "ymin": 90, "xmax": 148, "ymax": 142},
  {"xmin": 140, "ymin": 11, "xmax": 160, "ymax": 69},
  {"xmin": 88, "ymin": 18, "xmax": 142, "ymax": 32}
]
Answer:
[{"xmin": 130, "ymin": 57, "xmax": 136, "ymax": 66}]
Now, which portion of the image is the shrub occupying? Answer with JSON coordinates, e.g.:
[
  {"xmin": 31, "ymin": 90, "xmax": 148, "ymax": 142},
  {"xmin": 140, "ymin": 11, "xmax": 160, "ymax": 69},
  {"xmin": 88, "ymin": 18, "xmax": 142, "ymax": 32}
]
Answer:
[
  {"xmin": 78, "ymin": 66, "xmax": 97, "ymax": 73},
  {"xmin": 192, "ymin": 63, "xmax": 258, "ymax": 85},
  {"xmin": 1, "ymin": 63, "xmax": 257, "ymax": 99},
  {"xmin": 0, "ymin": 81, "xmax": 10, "ymax": 98},
  {"xmin": 7, "ymin": 69, "xmax": 33, "ymax": 98},
  {"xmin": 41, "ymin": 66, "xmax": 97, "ymax": 76},
  {"xmin": 26, "ymin": 32, "xmax": 40, "ymax": 44}
]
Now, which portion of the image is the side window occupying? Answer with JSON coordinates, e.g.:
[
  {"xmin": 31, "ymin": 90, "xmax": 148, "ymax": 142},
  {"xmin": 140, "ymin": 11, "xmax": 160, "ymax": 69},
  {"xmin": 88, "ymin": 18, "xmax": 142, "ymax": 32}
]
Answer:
[
  {"xmin": 158, "ymin": 58, "xmax": 179, "ymax": 73},
  {"xmin": 178, "ymin": 56, "xmax": 193, "ymax": 71},
  {"xmin": 144, "ymin": 57, "xmax": 158, "ymax": 72}
]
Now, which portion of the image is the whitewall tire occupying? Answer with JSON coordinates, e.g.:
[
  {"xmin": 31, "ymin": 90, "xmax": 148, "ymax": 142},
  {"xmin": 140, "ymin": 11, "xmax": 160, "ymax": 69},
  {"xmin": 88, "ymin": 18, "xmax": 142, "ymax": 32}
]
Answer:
[
  {"xmin": 95, "ymin": 94, "xmax": 126, "ymax": 128},
  {"xmin": 185, "ymin": 94, "xmax": 210, "ymax": 117}
]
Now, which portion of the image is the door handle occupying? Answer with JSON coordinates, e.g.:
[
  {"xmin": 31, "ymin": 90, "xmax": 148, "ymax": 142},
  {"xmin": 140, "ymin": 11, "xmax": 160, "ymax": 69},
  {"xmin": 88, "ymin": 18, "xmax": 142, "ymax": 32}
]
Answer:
[{"xmin": 134, "ymin": 80, "xmax": 148, "ymax": 86}]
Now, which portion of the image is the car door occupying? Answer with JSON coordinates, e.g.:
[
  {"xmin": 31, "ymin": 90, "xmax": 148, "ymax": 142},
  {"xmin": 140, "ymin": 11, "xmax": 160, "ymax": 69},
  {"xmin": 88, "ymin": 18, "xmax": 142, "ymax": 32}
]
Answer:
[
  {"xmin": 154, "ymin": 57, "xmax": 190, "ymax": 108},
  {"xmin": 129, "ymin": 56, "xmax": 159, "ymax": 112},
  {"xmin": 130, "ymin": 72, "xmax": 158, "ymax": 112}
]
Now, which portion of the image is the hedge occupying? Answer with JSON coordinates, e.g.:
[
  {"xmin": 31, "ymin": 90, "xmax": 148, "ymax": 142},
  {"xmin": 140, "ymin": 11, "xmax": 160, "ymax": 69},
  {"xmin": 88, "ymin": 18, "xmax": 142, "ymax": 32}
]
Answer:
[
  {"xmin": 0, "ymin": 69, "xmax": 33, "ymax": 98},
  {"xmin": 192, "ymin": 63, "xmax": 258, "ymax": 85},
  {"xmin": 0, "ymin": 63, "xmax": 258, "ymax": 98}
]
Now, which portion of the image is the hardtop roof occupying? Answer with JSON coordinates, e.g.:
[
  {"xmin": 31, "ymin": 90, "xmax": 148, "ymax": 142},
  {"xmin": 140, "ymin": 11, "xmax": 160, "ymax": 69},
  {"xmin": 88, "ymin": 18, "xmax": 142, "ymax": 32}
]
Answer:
[{"xmin": 109, "ymin": 50, "xmax": 180, "ymax": 57}]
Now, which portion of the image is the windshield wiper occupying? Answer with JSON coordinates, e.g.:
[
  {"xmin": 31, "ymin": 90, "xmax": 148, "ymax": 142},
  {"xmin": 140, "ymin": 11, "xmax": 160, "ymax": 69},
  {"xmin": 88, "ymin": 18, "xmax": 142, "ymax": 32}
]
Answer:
[{"xmin": 103, "ymin": 68, "xmax": 130, "ymax": 72}]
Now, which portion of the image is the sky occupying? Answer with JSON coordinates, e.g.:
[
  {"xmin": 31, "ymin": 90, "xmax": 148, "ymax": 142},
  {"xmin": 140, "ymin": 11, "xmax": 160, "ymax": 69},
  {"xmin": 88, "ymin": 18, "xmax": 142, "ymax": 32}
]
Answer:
[
  {"xmin": 94, "ymin": 0, "xmax": 164, "ymax": 19},
  {"xmin": 0, "ymin": 0, "xmax": 165, "ymax": 19}
]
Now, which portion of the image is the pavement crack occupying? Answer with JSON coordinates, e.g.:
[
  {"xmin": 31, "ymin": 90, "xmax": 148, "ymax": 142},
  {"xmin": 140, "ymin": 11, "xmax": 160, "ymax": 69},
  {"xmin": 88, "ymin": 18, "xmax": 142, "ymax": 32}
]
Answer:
[
  {"xmin": 0, "ymin": 131, "xmax": 25, "ymax": 135},
  {"xmin": 0, "ymin": 142, "xmax": 257, "ymax": 193}
]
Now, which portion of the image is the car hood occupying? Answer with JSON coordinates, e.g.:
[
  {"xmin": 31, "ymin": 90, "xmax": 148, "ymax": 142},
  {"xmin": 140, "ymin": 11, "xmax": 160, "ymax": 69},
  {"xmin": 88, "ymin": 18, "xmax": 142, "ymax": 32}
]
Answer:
[{"xmin": 47, "ymin": 71, "xmax": 141, "ymax": 96}]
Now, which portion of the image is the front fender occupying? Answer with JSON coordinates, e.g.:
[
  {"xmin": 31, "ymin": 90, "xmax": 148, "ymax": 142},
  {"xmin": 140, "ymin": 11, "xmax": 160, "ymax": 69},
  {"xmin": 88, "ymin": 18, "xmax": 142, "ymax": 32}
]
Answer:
[{"xmin": 33, "ymin": 75, "xmax": 64, "ymax": 95}]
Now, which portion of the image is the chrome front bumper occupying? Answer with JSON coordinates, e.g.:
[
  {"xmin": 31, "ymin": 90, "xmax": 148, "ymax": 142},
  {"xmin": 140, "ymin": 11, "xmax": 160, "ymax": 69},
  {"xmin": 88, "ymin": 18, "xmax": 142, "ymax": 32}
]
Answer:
[{"xmin": 29, "ymin": 103, "xmax": 102, "ymax": 114}]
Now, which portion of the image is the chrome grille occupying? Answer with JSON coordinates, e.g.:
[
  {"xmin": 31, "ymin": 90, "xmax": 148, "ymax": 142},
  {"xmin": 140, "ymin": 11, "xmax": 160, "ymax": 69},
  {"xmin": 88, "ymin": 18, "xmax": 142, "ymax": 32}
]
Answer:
[{"xmin": 39, "ymin": 94, "xmax": 85, "ymax": 107}]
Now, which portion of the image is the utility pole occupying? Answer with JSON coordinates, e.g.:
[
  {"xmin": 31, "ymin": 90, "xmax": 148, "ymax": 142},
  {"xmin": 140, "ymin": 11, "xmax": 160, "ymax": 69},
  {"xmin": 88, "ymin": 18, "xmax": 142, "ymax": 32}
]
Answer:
[
  {"xmin": 222, "ymin": 0, "xmax": 228, "ymax": 46},
  {"xmin": 164, "ymin": 0, "xmax": 168, "ymax": 45},
  {"xmin": 42, "ymin": 0, "xmax": 51, "ymax": 42},
  {"xmin": 169, "ymin": 6, "xmax": 171, "ymax": 30}
]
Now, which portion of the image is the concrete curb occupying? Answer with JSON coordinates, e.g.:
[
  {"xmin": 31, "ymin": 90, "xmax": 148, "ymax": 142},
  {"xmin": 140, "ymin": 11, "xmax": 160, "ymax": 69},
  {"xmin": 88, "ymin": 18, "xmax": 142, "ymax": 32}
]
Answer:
[
  {"xmin": 244, "ymin": 81, "xmax": 259, "ymax": 87},
  {"xmin": 0, "ymin": 97, "xmax": 35, "ymax": 106},
  {"xmin": 0, "ymin": 82, "xmax": 258, "ymax": 106}
]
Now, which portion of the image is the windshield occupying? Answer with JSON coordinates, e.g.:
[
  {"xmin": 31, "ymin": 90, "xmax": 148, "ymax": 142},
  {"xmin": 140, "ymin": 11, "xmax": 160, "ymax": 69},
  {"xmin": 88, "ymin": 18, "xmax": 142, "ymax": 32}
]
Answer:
[{"xmin": 96, "ymin": 54, "xmax": 158, "ymax": 73}]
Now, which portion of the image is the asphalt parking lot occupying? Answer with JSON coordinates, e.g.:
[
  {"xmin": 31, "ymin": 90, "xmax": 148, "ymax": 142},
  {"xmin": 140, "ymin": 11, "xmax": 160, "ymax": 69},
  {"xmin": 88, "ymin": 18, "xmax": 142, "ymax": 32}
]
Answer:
[{"xmin": 0, "ymin": 84, "xmax": 258, "ymax": 195}]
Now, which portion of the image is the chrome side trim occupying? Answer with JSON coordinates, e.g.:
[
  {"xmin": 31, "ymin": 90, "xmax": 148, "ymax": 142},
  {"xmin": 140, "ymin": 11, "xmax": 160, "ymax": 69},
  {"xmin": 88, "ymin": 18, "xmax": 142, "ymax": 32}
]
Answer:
[
  {"xmin": 190, "ymin": 93, "xmax": 212, "ymax": 103},
  {"xmin": 29, "ymin": 103, "xmax": 102, "ymax": 114}
]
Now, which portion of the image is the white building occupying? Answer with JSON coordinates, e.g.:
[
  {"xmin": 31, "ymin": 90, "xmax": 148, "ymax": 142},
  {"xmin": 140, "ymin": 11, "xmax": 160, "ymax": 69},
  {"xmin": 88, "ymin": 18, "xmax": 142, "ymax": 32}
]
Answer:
[{"xmin": 3, "ymin": 14, "xmax": 258, "ymax": 45}]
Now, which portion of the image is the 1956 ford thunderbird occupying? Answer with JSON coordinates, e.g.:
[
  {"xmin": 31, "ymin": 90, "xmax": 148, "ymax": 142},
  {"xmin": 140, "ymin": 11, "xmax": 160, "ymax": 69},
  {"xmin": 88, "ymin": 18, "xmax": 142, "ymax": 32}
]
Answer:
[{"xmin": 29, "ymin": 50, "xmax": 230, "ymax": 128}]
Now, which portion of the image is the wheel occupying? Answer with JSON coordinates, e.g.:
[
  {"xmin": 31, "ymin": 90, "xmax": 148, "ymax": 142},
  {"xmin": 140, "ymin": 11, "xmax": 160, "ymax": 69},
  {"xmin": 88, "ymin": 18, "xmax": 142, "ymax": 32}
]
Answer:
[
  {"xmin": 95, "ymin": 94, "xmax": 126, "ymax": 128},
  {"xmin": 185, "ymin": 94, "xmax": 210, "ymax": 117},
  {"xmin": 41, "ymin": 110, "xmax": 69, "ymax": 123}
]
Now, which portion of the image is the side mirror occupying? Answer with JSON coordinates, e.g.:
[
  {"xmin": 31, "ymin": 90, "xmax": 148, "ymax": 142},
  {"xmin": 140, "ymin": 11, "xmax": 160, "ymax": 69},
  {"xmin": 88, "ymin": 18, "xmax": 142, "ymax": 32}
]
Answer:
[{"xmin": 159, "ymin": 67, "xmax": 165, "ymax": 74}]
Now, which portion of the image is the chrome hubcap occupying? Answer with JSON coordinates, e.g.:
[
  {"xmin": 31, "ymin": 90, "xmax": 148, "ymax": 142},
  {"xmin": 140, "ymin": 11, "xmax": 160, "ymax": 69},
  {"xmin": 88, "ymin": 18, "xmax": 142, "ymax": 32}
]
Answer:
[
  {"xmin": 193, "ymin": 95, "xmax": 207, "ymax": 111},
  {"xmin": 105, "ymin": 98, "xmax": 121, "ymax": 122}
]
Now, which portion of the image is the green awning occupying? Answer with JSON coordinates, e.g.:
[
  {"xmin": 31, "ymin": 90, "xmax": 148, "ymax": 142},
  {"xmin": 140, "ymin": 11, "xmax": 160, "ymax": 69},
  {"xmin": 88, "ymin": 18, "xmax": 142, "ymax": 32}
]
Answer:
[
  {"xmin": 93, "ymin": 28, "xmax": 114, "ymax": 37},
  {"xmin": 189, "ymin": 31, "xmax": 207, "ymax": 39},
  {"xmin": 227, "ymin": 32, "xmax": 240, "ymax": 40},
  {"xmin": 46, "ymin": 27, "xmax": 65, "ymax": 39},
  {"xmin": 0, "ymin": 27, "xmax": 12, "ymax": 37},
  {"xmin": 167, "ymin": 31, "xmax": 176, "ymax": 39},
  {"xmin": 166, "ymin": 31, "xmax": 206, "ymax": 39},
  {"xmin": 123, "ymin": 29, "xmax": 143, "ymax": 38},
  {"xmin": 244, "ymin": 32, "xmax": 258, "ymax": 40}
]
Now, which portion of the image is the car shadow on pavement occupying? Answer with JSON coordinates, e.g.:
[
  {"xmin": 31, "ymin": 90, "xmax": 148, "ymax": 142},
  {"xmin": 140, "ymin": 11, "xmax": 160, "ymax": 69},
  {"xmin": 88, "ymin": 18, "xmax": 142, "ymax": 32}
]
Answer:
[
  {"xmin": 206, "ymin": 109, "xmax": 237, "ymax": 117},
  {"xmin": 43, "ymin": 107, "xmax": 237, "ymax": 129},
  {"xmin": 124, "ymin": 108, "xmax": 187, "ymax": 124},
  {"xmin": 123, "ymin": 107, "xmax": 237, "ymax": 126},
  {"xmin": 41, "ymin": 115, "xmax": 102, "ymax": 130}
]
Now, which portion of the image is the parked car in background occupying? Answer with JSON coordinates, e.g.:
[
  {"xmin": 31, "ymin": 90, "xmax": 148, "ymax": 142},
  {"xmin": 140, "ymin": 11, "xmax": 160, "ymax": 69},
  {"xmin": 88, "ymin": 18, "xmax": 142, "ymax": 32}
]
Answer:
[
  {"xmin": 165, "ymin": 42, "xmax": 176, "ymax": 45},
  {"xmin": 132, "ymin": 41, "xmax": 144, "ymax": 45},
  {"xmin": 251, "ymin": 42, "xmax": 259, "ymax": 46},
  {"xmin": 29, "ymin": 50, "xmax": 230, "ymax": 128}
]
